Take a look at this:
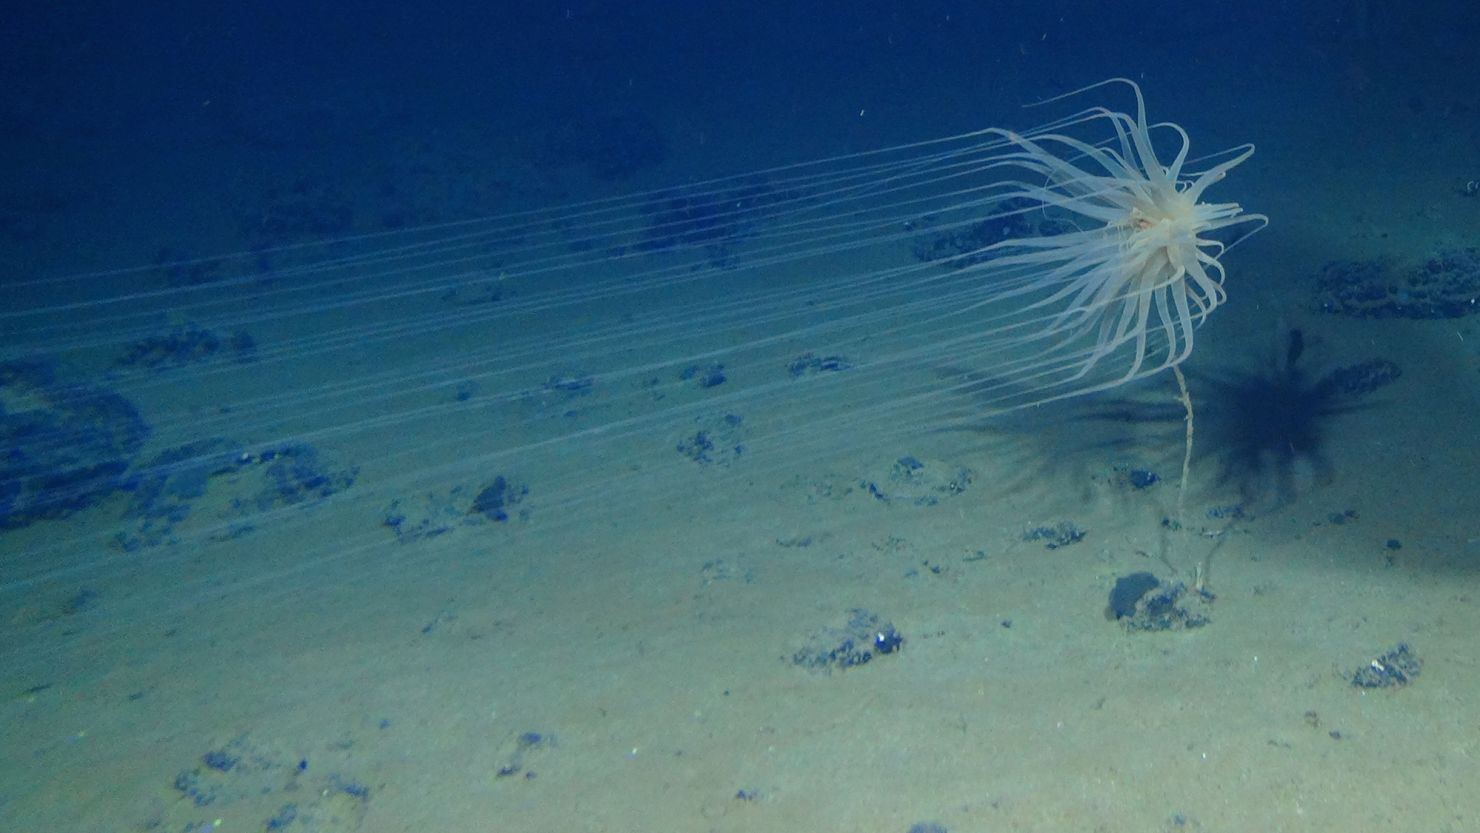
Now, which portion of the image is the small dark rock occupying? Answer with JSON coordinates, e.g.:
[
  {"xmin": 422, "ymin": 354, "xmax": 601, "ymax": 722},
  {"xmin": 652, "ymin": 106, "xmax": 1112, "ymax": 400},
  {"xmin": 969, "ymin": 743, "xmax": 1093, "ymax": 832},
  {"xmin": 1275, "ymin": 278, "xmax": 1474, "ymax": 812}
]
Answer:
[
  {"xmin": 680, "ymin": 363, "xmax": 727, "ymax": 388},
  {"xmin": 201, "ymin": 749, "xmax": 239, "ymax": 772},
  {"xmin": 1106, "ymin": 572, "xmax": 1160, "ymax": 620},
  {"xmin": 1023, "ymin": 522, "xmax": 1085, "ymax": 549},
  {"xmin": 873, "ymin": 626, "xmax": 904, "ymax": 655},
  {"xmin": 1127, "ymin": 469, "xmax": 1159, "ymax": 489},
  {"xmin": 471, "ymin": 476, "xmax": 527, "ymax": 522},
  {"xmin": 787, "ymin": 352, "xmax": 853, "ymax": 377}
]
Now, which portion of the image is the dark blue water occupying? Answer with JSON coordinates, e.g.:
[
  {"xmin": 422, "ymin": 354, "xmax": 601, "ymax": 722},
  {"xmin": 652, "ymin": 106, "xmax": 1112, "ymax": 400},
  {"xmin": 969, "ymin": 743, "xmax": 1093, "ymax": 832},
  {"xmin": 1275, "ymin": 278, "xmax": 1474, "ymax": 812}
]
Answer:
[{"xmin": 7, "ymin": 1, "xmax": 1477, "ymax": 277}]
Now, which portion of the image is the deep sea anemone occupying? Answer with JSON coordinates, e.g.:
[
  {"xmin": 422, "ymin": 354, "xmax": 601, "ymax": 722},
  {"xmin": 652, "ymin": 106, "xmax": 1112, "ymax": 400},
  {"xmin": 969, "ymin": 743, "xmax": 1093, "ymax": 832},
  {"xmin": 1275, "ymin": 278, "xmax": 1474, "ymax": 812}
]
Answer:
[{"xmin": 939, "ymin": 78, "xmax": 1267, "ymax": 413}]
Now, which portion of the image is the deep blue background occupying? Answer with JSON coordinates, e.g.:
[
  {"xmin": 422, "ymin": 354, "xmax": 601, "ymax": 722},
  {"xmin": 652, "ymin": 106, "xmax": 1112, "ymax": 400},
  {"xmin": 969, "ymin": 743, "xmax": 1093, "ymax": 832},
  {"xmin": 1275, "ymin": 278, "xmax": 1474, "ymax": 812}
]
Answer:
[{"xmin": 4, "ymin": 1, "xmax": 1479, "ymax": 275}]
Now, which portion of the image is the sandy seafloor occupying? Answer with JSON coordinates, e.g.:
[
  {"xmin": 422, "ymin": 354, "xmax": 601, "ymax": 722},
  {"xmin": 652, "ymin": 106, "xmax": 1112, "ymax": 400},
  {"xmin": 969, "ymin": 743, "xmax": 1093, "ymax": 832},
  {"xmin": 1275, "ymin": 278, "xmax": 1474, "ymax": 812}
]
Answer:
[{"xmin": 5, "ymin": 22, "xmax": 1480, "ymax": 833}]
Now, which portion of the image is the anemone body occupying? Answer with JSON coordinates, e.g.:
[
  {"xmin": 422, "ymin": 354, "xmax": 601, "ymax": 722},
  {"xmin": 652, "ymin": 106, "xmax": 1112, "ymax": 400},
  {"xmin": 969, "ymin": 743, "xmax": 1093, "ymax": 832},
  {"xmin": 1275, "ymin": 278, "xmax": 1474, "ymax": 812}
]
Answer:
[{"xmin": 956, "ymin": 79, "xmax": 1266, "ymax": 407}]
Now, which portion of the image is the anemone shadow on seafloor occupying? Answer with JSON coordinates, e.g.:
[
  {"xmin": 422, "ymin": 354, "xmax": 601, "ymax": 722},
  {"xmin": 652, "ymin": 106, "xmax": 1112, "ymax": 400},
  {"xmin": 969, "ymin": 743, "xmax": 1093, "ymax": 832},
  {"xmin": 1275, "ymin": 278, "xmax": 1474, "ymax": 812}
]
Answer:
[{"xmin": 938, "ymin": 329, "xmax": 1401, "ymax": 513}]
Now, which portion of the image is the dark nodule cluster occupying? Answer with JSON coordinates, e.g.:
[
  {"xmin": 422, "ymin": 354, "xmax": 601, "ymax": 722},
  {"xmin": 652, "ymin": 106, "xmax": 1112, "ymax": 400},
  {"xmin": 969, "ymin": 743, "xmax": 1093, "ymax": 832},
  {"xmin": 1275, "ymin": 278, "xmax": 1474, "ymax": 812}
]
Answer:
[
  {"xmin": 1, "ymin": 359, "xmax": 149, "ymax": 530},
  {"xmin": 1315, "ymin": 247, "xmax": 1480, "ymax": 319},
  {"xmin": 1106, "ymin": 572, "xmax": 1212, "ymax": 631},
  {"xmin": 791, "ymin": 608, "xmax": 904, "ymax": 673},
  {"xmin": 1351, "ymin": 643, "xmax": 1422, "ymax": 689}
]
